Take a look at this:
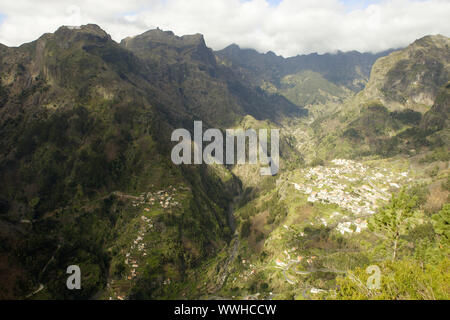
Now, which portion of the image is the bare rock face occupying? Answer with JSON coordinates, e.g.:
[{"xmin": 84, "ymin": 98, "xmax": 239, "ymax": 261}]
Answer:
[
  {"xmin": 121, "ymin": 28, "xmax": 216, "ymax": 66},
  {"xmin": 360, "ymin": 35, "xmax": 450, "ymax": 113}
]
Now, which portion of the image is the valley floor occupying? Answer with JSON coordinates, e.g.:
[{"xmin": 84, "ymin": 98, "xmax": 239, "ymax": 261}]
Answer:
[{"xmin": 200, "ymin": 154, "xmax": 449, "ymax": 300}]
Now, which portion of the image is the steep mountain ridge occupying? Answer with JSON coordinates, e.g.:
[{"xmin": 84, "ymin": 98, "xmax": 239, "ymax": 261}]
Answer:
[
  {"xmin": 216, "ymin": 44, "xmax": 394, "ymax": 106},
  {"xmin": 122, "ymin": 29, "xmax": 216, "ymax": 66},
  {"xmin": 121, "ymin": 28, "xmax": 306, "ymax": 126},
  {"xmin": 358, "ymin": 35, "xmax": 450, "ymax": 113},
  {"xmin": 0, "ymin": 24, "xmax": 273, "ymax": 299},
  {"xmin": 307, "ymin": 35, "xmax": 450, "ymax": 160}
]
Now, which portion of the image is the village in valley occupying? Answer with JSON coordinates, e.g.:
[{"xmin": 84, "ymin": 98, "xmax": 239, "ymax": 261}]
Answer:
[
  {"xmin": 289, "ymin": 158, "xmax": 413, "ymax": 235},
  {"xmin": 250, "ymin": 157, "xmax": 419, "ymax": 295},
  {"xmin": 103, "ymin": 157, "xmax": 424, "ymax": 300}
]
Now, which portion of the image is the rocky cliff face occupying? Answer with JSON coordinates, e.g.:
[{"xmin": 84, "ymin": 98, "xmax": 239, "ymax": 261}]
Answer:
[
  {"xmin": 298, "ymin": 35, "xmax": 449, "ymax": 160},
  {"xmin": 122, "ymin": 29, "xmax": 216, "ymax": 66},
  {"xmin": 359, "ymin": 35, "xmax": 450, "ymax": 113}
]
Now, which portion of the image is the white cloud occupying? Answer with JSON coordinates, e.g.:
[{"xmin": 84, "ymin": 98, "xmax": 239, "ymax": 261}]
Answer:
[{"xmin": 0, "ymin": 0, "xmax": 449, "ymax": 56}]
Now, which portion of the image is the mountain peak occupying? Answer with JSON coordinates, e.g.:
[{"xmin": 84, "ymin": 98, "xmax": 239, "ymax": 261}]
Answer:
[
  {"xmin": 122, "ymin": 28, "xmax": 206, "ymax": 49},
  {"xmin": 55, "ymin": 24, "xmax": 110, "ymax": 39},
  {"xmin": 411, "ymin": 34, "xmax": 450, "ymax": 50},
  {"xmin": 121, "ymin": 28, "xmax": 215, "ymax": 66},
  {"xmin": 220, "ymin": 43, "xmax": 243, "ymax": 53},
  {"xmin": 359, "ymin": 34, "xmax": 450, "ymax": 113}
]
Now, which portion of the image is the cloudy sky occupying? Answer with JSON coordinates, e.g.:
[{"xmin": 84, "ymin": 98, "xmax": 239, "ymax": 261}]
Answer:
[{"xmin": 0, "ymin": 0, "xmax": 449, "ymax": 57}]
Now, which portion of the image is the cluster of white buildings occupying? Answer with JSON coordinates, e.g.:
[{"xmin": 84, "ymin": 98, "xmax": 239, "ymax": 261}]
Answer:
[
  {"xmin": 336, "ymin": 218, "xmax": 369, "ymax": 235},
  {"xmin": 292, "ymin": 159, "xmax": 410, "ymax": 235},
  {"xmin": 294, "ymin": 159, "xmax": 410, "ymax": 217},
  {"xmin": 131, "ymin": 186, "xmax": 180, "ymax": 210}
]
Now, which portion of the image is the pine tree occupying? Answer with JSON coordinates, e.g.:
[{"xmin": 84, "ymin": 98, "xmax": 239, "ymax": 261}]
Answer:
[
  {"xmin": 432, "ymin": 204, "xmax": 450, "ymax": 243},
  {"xmin": 369, "ymin": 190, "xmax": 421, "ymax": 260}
]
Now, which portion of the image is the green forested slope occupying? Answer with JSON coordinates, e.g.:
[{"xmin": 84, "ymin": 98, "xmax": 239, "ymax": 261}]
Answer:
[{"xmin": 0, "ymin": 25, "xmax": 305, "ymax": 299}]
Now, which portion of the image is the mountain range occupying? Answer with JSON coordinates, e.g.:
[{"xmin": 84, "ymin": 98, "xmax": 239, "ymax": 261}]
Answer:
[{"xmin": 0, "ymin": 24, "xmax": 448, "ymax": 300}]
